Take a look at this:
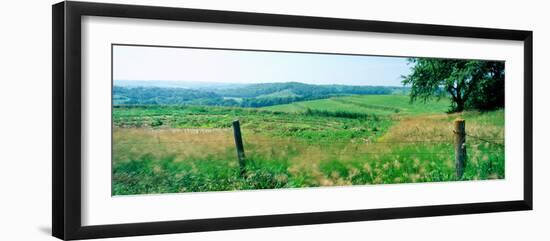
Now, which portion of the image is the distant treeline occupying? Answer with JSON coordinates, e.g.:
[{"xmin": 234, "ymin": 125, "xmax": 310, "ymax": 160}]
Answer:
[
  {"xmin": 113, "ymin": 82, "xmax": 405, "ymax": 108},
  {"xmin": 213, "ymin": 82, "xmax": 393, "ymax": 98}
]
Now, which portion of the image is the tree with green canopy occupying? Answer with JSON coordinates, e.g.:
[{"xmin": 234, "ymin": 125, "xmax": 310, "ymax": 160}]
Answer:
[{"xmin": 402, "ymin": 58, "xmax": 504, "ymax": 112}]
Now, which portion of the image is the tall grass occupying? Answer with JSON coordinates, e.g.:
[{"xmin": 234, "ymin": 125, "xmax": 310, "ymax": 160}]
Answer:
[
  {"xmin": 113, "ymin": 111, "xmax": 504, "ymax": 195},
  {"xmin": 112, "ymin": 95, "xmax": 504, "ymax": 195},
  {"xmin": 113, "ymin": 141, "xmax": 503, "ymax": 195}
]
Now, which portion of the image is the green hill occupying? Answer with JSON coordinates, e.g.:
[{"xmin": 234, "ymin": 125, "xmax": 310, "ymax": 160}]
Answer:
[
  {"xmin": 263, "ymin": 95, "xmax": 450, "ymax": 116},
  {"xmin": 256, "ymin": 89, "xmax": 301, "ymax": 99},
  {"xmin": 213, "ymin": 82, "xmax": 395, "ymax": 98},
  {"xmin": 113, "ymin": 82, "xmax": 405, "ymax": 108}
]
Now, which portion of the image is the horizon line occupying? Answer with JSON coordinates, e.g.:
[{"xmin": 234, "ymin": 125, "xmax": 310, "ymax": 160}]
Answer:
[{"xmin": 113, "ymin": 79, "xmax": 408, "ymax": 88}]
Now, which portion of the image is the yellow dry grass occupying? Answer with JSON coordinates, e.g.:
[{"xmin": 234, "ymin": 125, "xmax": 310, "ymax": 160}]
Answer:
[
  {"xmin": 113, "ymin": 110, "xmax": 504, "ymax": 188},
  {"xmin": 113, "ymin": 128, "xmax": 235, "ymax": 162},
  {"xmin": 379, "ymin": 112, "xmax": 503, "ymax": 143},
  {"xmin": 113, "ymin": 127, "xmax": 380, "ymax": 186}
]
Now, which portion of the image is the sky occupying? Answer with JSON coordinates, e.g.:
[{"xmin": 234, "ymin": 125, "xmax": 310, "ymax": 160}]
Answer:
[{"xmin": 113, "ymin": 45, "xmax": 413, "ymax": 87}]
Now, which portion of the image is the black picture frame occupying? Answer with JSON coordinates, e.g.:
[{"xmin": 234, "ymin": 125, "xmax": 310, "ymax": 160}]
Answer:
[{"xmin": 52, "ymin": 1, "xmax": 533, "ymax": 240}]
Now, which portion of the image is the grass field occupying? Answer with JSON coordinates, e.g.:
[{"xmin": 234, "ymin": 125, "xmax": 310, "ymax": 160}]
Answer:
[
  {"xmin": 263, "ymin": 95, "xmax": 451, "ymax": 116},
  {"xmin": 112, "ymin": 95, "xmax": 504, "ymax": 195}
]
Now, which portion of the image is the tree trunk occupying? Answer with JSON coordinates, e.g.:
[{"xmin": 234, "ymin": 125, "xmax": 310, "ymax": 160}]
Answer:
[{"xmin": 455, "ymin": 100, "xmax": 465, "ymax": 112}]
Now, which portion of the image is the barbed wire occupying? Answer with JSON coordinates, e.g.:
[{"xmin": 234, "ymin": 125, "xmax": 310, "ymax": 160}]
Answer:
[
  {"xmin": 113, "ymin": 123, "xmax": 505, "ymax": 157},
  {"xmin": 115, "ymin": 138, "xmax": 504, "ymax": 145},
  {"xmin": 465, "ymin": 133, "xmax": 505, "ymax": 147}
]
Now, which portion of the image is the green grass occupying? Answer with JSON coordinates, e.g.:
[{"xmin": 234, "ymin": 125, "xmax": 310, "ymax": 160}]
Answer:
[
  {"xmin": 112, "ymin": 94, "xmax": 504, "ymax": 195},
  {"xmin": 263, "ymin": 95, "xmax": 451, "ymax": 116},
  {"xmin": 113, "ymin": 104, "xmax": 392, "ymax": 142},
  {"xmin": 113, "ymin": 138, "xmax": 503, "ymax": 195},
  {"xmin": 113, "ymin": 154, "xmax": 292, "ymax": 194}
]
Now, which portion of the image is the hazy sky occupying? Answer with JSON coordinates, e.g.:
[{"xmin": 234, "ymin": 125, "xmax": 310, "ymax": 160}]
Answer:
[{"xmin": 113, "ymin": 45, "xmax": 412, "ymax": 86}]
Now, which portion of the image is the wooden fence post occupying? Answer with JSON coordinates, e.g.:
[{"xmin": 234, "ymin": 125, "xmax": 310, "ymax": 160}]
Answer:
[
  {"xmin": 232, "ymin": 120, "xmax": 246, "ymax": 176},
  {"xmin": 454, "ymin": 119, "xmax": 467, "ymax": 179}
]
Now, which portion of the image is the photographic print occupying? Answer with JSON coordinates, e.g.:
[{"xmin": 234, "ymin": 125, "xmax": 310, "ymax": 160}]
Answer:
[
  {"xmin": 53, "ymin": 3, "xmax": 532, "ymax": 239},
  {"xmin": 111, "ymin": 44, "xmax": 505, "ymax": 196}
]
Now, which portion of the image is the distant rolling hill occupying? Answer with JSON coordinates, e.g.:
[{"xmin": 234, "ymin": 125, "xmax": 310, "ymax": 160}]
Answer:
[
  {"xmin": 256, "ymin": 89, "xmax": 301, "ymax": 99},
  {"xmin": 211, "ymin": 82, "xmax": 395, "ymax": 98},
  {"xmin": 113, "ymin": 81, "xmax": 407, "ymax": 107}
]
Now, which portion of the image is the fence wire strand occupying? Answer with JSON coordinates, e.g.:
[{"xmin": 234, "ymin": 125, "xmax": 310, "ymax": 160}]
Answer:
[
  {"xmin": 116, "ymin": 138, "xmax": 504, "ymax": 145},
  {"xmin": 465, "ymin": 133, "xmax": 505, "ymax": 147},
  {"xmin": 114, "ymin": 122, "xmax": 504, "ymax": 157}
]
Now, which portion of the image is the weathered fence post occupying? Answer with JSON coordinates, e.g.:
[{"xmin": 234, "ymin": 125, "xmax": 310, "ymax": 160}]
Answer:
[
  {"xmin": 232, "ymin": 120, "xmax": 246, "ymax": 176},
  {"xmin": 454, "ymin": 119, "xmax": 467, "ymax": 179}
]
